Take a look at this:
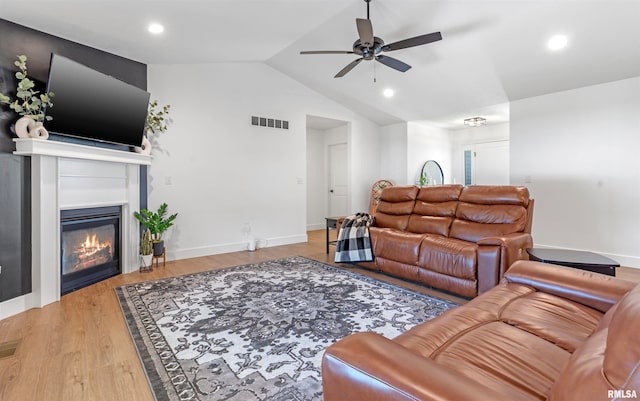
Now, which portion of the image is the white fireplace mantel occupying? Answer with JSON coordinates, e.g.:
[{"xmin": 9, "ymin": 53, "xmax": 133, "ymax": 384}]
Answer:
[
  {"xmin": 0, "ymin": 138, "xmax": 150, "ymax": 320},
  {"xmin": 13, "ymin": 138, "xmax": 151, "ymax": 165}
]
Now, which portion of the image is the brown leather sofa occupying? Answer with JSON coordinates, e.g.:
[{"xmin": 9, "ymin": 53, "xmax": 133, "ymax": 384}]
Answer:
[
  {"xmin": 322, "ymin": 260, "xmax": 640, "ymax": 401},
  {"xmin": 357, "ymin": 184, "xmax": 534, "ymax": 297}
]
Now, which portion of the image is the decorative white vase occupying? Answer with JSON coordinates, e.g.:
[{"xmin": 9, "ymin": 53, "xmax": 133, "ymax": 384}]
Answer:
[
  {"xmin": 134, "ymin": 136, "xmax": 152, "ymax": 155},
  {"xmin": 15, "ymin": 116, "xmax": 49, "ymax": 139}
]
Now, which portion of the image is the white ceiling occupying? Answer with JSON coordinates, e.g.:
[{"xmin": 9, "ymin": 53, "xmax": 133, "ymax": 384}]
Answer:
[{"xmin": 3, "ymin": 0, "xmax": 640, "ymax": 128}]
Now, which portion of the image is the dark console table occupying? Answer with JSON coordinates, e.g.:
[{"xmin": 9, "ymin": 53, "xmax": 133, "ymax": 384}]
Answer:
[{"xmin": 526, "ymin": 248, "xmax": 619, "ymax": 276}]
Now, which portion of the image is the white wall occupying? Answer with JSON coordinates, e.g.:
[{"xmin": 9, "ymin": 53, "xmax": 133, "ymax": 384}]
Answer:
[
  {"xmin": 147, "ymin": 62, "xmax": 380, "ymax": 260},
  {"xmin": 511, "ymin": 77, "xmax": 640, "ymax": 268},
  {"xmin": 379, "ymin": 123, "xmax": 408, "ymax": 185},
  {"xmin": 407, "ymin": 122, "xmax": 453, "ymax": 185}
]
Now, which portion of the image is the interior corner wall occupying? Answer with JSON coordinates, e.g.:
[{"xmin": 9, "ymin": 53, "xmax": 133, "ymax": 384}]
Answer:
[
  {"xmin": 147, "ymin": 62, "xmax": 380, "ymax": 260},
  {"xmin": 380, "ymin": 123, "xmax": 408, "ymax": 185},
  {"xmin": 510, "ymin": 76, "xmax": 640, "ymax": 268},
  {"xmin": 306, "ymin": 128, "xmax": 325, "ymax": 230},
  {"xmin": 407, "ymin": 122, "xmax": 453, "ymax": 185}
]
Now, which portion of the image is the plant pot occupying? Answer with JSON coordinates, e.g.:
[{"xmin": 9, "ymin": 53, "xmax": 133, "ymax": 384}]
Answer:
[
  {"xmin": 153, "ymin": 240, "xmax": 165, "ymax": 256},
  {"xmin": 134, "ymin": 135, "xmax": 152, "ymax": 155},
  {"xmin": 140, "ymin": 254, "xmax": 153, "ymax": 271}
]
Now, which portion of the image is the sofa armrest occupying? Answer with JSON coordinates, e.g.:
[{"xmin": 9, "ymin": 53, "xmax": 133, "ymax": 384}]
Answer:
[
  {"xmin": 504, "ymin": 260, "xmax": 636, "ymax": 313},
  {"xmin": 322, "ymin": 332, "xmax": 511, "ymax": 401},
  {"xmin": 478, "ymin": 233, "xmax": 532, "ymax": 277}
]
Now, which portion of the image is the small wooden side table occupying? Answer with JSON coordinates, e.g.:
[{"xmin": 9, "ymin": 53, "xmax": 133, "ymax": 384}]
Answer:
[
  {"xmin": 325, "ymin": 217, "xmax": 344, "ymax": 254},
  {"xmin": 153, "ymin": 247, "xmax": 166, "ymax": 268}
]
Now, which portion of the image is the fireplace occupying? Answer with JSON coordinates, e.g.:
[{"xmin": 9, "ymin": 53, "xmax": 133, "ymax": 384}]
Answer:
[{"xmin": 60, "ymin": 206, "xmax": 122, "ymax": 294}]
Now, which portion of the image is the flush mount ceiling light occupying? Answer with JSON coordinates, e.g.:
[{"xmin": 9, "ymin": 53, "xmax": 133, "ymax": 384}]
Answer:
[
  {"xmin": 464, "ymin": 117, "xmax": 486, "ymax": 127},
  {"xmin": 547, "ymin": 34, "xmax": 568, "ymax": 50},
  {"xmin": 148, "ymin": 23, "xmax": 164, "ymax": 34},
  {"xmin": 383, "ymin": 88, "xmax": 395, "ymax": 98}
]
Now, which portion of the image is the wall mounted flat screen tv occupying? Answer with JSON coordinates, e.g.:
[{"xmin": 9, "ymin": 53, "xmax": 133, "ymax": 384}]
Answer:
[{"xmin": 44, "ymin": 54, "xmax": 150, "ymax": 147}]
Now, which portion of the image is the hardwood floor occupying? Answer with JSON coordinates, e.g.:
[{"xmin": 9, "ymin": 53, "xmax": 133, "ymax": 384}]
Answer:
[{"xmin": 1, "ymin": 230, "xmax": 638, "ymax": 401}]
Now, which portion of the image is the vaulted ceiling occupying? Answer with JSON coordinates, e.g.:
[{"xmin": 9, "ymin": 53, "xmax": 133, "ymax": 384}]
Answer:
[{"xmin": 3, "ymin": 0, "xmax": 640, "ymax": 128}]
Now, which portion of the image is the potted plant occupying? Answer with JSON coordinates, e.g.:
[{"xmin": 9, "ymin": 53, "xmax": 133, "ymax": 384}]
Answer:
[
  {"xmin": 133, "ymin": 203, "xmax": 178, "ymax": 256},
  {"xmin": 0, "ymin": 54, "xmax": 54, "ymax": 139},
  {"xmin": 135, "ymin": 99, "xmax": 171, "ymax": 154},
  {"xmin": 140, "ymin": 229, "xmax": 153, "ymax": 271}
]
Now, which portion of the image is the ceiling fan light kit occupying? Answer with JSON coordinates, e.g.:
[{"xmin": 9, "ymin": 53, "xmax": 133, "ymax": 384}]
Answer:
[
  {"xmin": 300, "ymin": 0, "xmax": 442, "ymax": 78},
  {"xmin": 464, "ymin": 117, "xmax": 487, "ymax": 127}
]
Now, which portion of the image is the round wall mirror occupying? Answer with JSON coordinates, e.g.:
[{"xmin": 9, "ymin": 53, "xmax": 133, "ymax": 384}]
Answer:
[{"xmin": 420, "ymin": 160, "xmax": 444, "ymax": 185}]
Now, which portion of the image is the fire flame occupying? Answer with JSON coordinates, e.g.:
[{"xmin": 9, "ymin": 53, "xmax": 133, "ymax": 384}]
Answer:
[{"xmin": 80, "ymin": 233, "xmax": 112, "ymax": 254}]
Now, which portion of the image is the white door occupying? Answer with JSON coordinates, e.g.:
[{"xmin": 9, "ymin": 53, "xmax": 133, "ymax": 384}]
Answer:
[{"xmin": 328, "ymin": 143, "xmax": 348, "ymax": 217}]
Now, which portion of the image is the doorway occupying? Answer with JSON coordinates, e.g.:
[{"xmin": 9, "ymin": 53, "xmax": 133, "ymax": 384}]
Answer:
[{"xmin": 306, "ymin": 115, "xmax": 350, "ymax": 230}]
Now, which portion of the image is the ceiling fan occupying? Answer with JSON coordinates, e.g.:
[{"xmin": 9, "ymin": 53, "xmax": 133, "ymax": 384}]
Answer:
[{"xmin": 300, "ymin": 0, "xmax": 442, "ymax": 78}]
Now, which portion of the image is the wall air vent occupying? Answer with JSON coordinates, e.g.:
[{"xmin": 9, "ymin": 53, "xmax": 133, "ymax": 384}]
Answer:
[{"xmin": 251, "ymin": 116, "xmax": 289, "ymax": 130}]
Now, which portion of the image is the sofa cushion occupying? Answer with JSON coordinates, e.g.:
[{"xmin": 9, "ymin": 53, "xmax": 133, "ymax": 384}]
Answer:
[
  {"xmin": 416, "ymin": 185, "xmax": 463, "ymax": 202},
  {"xmin": 373, "ymin": 229, "xmax": 423, "ymax": 266},
  {"xmin": 407, "ymin": 186, "xmax": 462, "ymax": 236},
  {"xmin": 458, "ymin": 185, "xmax": 530, "ymax": 207},
  {"xmin": 500, "ymin": 291, "xmax": 603, "ymax": 353},
  {"xmin": 449, "ymin": 185, "xmax": 531, "ymax": 242},
  {"xmin": 417, "ymin": 235, "xmax": 477, "ymax": 280},
  {"xmin": 450, "ymin": 202, "xmax": 529, "ymax": 242},
  {"xmin": 407, "ymin": 215, "xmax": 453, "ymax": 236},
  {"xmin": 375, "ymin": 186, "xmax": 419, "ymax": 230}
]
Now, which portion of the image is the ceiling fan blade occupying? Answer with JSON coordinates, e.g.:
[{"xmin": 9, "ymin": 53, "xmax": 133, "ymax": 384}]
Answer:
[
  {"xmin": 382, "ymin": 32, "xmax": 442, "ymax": 52},
  {"xmin": 356, "ymin": 18, "xmax": 374, "ymax": 47},
  {"xmin": 376, "ymin": 55, "xmax": 411, "ymax": 72},
  {"xmin": 334, "ymin": 58, "xmax": 364, "ymax": 78},
  {"xmin": 300, "ymin": 50, "xmax": 355, "ymax": 55}
]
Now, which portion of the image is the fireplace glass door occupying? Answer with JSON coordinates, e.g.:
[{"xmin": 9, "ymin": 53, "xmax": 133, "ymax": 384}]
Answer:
[{"xmin": 60, "ymin": 206, "xmax": 121, "ymax": 294}]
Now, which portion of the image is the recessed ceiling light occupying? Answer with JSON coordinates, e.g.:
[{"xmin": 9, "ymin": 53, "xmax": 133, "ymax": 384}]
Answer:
[
  {"xmin": 547, "ymin": 34, "xmax": 568, "ymax": 50},
  {"xmin": 148, "ymin": 23, "xmax": 164, "ymax": 34},
  {"xmin": 383, "ymin": 88, "xmax": 394, "ymax": 98}
]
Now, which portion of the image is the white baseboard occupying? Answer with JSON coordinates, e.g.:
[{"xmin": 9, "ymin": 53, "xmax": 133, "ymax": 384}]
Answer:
[
  {"xmin": 306, "ymin": 223, "xmax": 325, "ymax": 231},
  {"xmin": 533, "ymin": 244, "xmax": 640, "ymax": 269},
  {"xmin": 169, "ymin": 234, "xmax": 309, "ymax": 261},
  {"xmin": 0, "ymin": 293, "xmax": 37, "ymax": 321}
]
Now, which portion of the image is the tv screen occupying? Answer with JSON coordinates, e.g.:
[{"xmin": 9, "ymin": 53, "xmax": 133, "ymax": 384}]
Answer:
[{"xmin": 44, "ymin": 54, "xmax": 150, "ymax": 147}]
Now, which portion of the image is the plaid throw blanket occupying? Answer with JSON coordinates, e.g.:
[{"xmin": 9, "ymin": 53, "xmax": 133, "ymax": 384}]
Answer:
[{"xmin": 335, "ymin": 213, "xmax": 374, "ymax": 263}]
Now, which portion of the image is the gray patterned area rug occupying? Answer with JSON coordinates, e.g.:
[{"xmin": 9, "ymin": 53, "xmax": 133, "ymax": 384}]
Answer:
[{"xmin": 116, "ymin": 256, "xmax": 457, "ymax": 401}]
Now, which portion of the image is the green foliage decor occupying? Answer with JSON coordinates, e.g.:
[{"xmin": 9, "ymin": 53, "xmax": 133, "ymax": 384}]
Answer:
[
  {"xmin": 141, "ymin": 229, "xmax": 153, "ymax": 255},
  {"xmin": 145, "ymin": 100, "xmax": 171, "ymax": 135},
  {"xmin": 0, "ymin": 55, "xmax": 54, "ymax": 122},
  {"xmin": 133, "ymin": 203, "xmax": 178, "ymax": 242}
]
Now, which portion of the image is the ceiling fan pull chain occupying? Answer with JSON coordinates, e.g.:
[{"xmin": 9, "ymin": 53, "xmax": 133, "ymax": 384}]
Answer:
[{"xmin": 373, "ymin": 60, "xmax": 377, "ymax": 83}]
